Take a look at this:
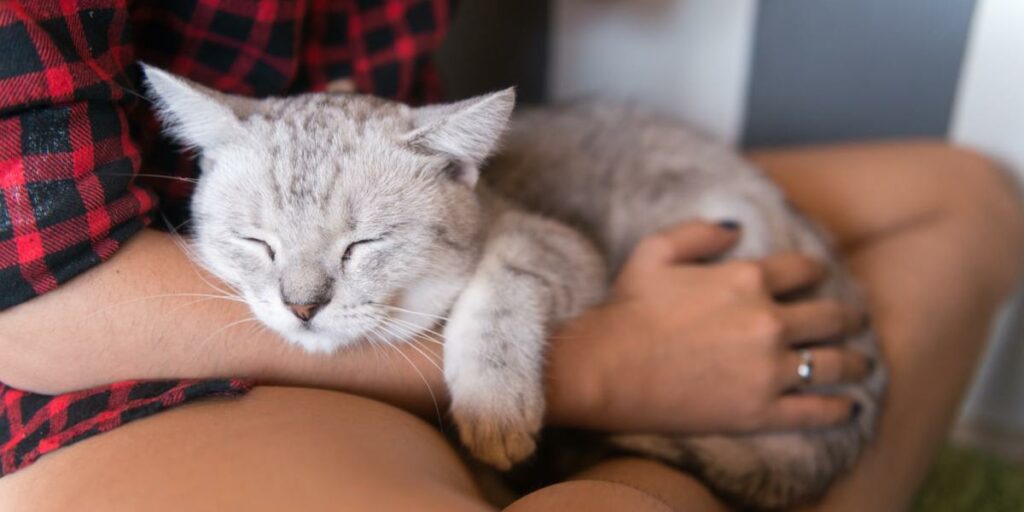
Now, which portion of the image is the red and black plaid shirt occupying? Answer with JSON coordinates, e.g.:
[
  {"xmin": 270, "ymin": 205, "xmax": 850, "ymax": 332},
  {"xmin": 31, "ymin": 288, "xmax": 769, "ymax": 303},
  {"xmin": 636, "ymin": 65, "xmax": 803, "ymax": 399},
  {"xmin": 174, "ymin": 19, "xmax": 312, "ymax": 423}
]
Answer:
[{"xmin": 0, "ymin": 0, "xmax": 449, "ymax": 477}]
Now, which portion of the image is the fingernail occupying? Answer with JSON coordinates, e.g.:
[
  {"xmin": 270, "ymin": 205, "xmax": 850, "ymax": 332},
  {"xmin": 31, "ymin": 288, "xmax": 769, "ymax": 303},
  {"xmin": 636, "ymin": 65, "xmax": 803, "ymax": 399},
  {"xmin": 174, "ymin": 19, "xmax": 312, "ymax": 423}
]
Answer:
[
  {"xmin": 851, "ymin": 403, "xmax": 862, "ymax": 420},
  {"xmin": 717, "ymin": 220, "xmax": 741, "ymax": 231}
]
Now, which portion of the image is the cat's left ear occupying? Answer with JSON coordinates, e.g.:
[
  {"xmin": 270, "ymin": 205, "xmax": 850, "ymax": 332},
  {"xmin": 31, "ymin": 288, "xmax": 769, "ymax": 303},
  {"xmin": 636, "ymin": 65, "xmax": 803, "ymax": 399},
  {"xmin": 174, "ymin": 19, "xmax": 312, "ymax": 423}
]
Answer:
[
  {"xmin": 142, "ymin": 63, "xmax": 260, "ymax": 153},
  {"xmin": 405, "ymin": 88, "xmax": 515, "ymax": 187}
]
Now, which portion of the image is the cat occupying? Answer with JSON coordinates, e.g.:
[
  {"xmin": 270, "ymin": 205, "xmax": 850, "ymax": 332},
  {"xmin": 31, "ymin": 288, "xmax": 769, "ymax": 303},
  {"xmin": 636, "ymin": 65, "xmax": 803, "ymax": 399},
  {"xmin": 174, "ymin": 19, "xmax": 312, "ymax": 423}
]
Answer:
[{"xmin": 143, "ymin": 64, "xmax": 885, "ymax": 510}]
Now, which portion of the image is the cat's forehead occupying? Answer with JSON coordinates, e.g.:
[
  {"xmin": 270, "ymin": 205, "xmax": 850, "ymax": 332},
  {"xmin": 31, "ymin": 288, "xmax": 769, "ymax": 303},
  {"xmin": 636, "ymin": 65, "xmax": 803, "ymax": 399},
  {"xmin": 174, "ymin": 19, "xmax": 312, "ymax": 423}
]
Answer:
[
  {"xmin": 210, "ymin": 92, "xmax": 440, "ymax": 233},
  {"xmin": 253, "ymin": 93, "xmax": 412, "ymax": 137}
]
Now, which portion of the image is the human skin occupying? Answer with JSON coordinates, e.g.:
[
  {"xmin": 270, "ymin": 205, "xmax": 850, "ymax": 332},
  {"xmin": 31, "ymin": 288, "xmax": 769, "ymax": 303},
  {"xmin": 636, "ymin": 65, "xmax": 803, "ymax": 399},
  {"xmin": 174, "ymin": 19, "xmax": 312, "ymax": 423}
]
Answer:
[
  {"xmin": 0, "ymin": 196, "xmax": 867, "ymax": 432},
  {"xmin": 0, "ymin": 141, "xmax": 1021, "ymax": 511},
  {"xmin": 576, "ymin": 141, "xmax": 1024, "ymax": 512}
]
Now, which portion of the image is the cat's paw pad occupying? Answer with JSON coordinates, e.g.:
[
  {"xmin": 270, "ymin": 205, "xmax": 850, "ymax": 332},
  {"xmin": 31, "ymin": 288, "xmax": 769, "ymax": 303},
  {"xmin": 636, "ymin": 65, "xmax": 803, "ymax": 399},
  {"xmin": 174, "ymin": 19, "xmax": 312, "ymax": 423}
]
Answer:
[{"xmin": 452, "ymin": 407, "xmax": 539, "ymax": 470}]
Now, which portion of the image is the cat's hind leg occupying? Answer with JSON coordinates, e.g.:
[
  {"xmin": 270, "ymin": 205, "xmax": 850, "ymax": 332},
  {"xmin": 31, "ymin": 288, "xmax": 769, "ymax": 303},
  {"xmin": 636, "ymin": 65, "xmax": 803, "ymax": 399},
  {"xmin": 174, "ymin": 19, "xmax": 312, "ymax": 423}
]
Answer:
[{"xmin": 444, "ymin": 210, "xmax": 606, "ymax": 469}]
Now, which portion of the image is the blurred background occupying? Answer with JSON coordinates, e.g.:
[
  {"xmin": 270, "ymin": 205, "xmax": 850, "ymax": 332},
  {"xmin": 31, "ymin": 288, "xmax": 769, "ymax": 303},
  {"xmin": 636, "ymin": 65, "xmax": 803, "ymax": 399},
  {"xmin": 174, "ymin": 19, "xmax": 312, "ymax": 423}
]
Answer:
[{"xmin": 438, "ymin": 0, "xmax": 1024, "ymax": 507}]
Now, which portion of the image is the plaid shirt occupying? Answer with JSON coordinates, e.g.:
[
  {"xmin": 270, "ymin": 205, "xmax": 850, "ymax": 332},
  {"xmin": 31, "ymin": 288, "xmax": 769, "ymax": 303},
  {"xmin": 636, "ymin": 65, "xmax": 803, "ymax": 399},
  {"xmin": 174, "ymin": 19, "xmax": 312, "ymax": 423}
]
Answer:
[{"xmin": 0, "ymin": 0, "xmax": 449, "ymax": 477}]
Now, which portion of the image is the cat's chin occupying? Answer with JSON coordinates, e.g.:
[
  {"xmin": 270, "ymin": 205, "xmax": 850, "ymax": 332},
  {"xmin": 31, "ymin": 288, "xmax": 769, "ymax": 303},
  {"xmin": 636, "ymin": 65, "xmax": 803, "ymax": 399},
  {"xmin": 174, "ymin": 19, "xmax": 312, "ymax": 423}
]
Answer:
[{"xmin": 277, "ymin": 326, "xmax": 364, "ymax": 354}]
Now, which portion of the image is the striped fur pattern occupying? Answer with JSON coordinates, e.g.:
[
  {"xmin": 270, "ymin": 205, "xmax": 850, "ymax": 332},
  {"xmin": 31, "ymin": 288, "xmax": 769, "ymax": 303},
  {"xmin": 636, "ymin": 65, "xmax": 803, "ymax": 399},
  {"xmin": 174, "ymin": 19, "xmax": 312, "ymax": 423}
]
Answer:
[
  {"xmin": 144, "ymin": 65, "xmax": 885, "ymax": 509},
  {"xmin": 491, "ymin": 103, "xmax": 886, "ymax": 509}
]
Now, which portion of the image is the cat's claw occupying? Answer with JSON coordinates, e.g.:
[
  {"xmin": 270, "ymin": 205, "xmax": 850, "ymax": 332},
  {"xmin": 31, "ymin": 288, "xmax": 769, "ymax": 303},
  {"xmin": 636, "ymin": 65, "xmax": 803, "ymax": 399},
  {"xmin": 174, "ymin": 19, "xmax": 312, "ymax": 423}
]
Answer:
[{"xmin": 452, "ymin": 407, "xmax": 539, "ymax": 470}]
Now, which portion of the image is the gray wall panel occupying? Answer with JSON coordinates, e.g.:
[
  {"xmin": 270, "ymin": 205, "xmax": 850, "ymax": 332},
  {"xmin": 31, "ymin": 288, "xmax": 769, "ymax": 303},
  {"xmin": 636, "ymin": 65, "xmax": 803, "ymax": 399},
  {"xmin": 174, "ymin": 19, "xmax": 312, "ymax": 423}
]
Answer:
[{"xmin": 744, "ymin": 0, "xmax": 977, "ymax": 147}]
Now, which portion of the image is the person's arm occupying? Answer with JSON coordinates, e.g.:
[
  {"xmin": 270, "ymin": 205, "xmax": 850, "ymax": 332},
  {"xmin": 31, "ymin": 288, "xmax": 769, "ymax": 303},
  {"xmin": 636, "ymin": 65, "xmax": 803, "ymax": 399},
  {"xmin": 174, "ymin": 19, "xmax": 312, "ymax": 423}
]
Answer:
[
  {"xmin": 0, "ymin": 1, "xmax": 864, "ymax": 435},
  {"xmin": 0, "ymin": 221, "xmax": 868, "ymax": 433},
  {"xmin": 750, "ymin": 140, "xmax": 1024, "ymax": 511},
  {"xmin": 0, "ymin": 228, "xmax": 450, "ymax": 415},
  {"xmin": 0, "ymin": 0, "xmax": 452, "ymax": 418}
]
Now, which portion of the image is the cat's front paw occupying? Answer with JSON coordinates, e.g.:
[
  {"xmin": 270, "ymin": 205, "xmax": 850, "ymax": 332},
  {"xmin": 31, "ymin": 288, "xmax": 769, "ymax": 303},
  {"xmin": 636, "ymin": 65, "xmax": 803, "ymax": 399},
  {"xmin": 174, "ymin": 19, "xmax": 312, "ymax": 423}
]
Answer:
[{"xmin": 451, "ymin": 401, "xmax": 541, "ymax": 470}]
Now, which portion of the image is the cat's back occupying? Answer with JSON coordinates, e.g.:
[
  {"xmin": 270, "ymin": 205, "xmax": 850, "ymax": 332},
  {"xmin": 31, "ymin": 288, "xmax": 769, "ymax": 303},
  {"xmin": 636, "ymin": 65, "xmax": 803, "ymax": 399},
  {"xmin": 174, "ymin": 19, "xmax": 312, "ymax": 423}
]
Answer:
[
  {"xmin": 486, "ymin": 101, "xmax": 789, "ymax": 266},
  {"xmin": 490, "ymin": 101, "xmax": 743, "ymax": 208}
]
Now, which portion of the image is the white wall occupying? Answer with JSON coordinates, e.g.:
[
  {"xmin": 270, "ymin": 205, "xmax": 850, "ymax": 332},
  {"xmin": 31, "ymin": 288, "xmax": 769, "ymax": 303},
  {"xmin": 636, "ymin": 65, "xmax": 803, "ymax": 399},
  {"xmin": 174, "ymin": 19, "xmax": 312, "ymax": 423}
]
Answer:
[
  {"xmin": 950, "ymin": 0, "xmax": 1024, "ymax": 445},
  {"xmin": 952, "ymin": 0, "xmax": 1024, "ymax": 175},
  {"xmin": 550, "ymin": 0, "xmax": 759, "ymax": 144}
]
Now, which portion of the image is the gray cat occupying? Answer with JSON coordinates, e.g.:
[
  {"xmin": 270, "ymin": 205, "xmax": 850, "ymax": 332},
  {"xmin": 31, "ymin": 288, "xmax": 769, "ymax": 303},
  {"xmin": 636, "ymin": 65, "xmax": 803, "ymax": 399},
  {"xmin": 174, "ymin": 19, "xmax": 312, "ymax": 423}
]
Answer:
[{"xmin": 143, "ymin": 65, "xmax": 885, "ymax": 510}]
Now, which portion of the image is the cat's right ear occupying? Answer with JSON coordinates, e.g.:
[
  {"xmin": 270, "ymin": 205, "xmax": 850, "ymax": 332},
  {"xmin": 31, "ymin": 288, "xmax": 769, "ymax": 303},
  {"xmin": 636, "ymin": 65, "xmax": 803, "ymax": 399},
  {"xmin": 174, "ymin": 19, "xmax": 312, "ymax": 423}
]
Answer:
[
  {"xmin": 405, "ymin": 88, "xmax": 515, "ymax": 187},
  {"xmin": 142, "ymin": 63, "xmax": 257, "ymax": 153}
]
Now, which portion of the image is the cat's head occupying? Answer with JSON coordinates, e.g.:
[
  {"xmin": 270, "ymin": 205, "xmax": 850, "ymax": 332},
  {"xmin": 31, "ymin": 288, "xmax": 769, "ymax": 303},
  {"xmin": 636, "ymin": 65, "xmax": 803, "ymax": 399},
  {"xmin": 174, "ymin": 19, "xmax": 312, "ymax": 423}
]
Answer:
[{"xmin": 143, "ymin": 64, "xmax": 514, "ymax": 353}]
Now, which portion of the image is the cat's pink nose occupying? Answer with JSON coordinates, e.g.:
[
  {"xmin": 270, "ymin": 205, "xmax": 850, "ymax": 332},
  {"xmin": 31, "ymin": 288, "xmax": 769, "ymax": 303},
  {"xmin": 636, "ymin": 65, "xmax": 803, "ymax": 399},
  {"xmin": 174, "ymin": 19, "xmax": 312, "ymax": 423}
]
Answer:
[{"xmin": 287, "ymin": 303, "xmax": 322, "ymax": 322}]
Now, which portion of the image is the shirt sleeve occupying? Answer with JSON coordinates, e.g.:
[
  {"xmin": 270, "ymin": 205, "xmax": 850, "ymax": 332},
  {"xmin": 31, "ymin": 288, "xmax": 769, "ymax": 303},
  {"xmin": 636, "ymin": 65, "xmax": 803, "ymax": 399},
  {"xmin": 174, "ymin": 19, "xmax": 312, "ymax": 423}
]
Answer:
[{"xmin": 0, "ymin": 1, "xmax": 156, "ymax": 310}]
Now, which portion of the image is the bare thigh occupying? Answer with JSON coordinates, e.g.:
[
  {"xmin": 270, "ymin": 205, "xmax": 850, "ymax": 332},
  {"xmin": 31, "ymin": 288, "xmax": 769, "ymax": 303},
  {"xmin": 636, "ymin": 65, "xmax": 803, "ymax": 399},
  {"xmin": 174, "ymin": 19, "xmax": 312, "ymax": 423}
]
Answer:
[
  {"xmin": 0, "ymin": 387, "xmax": 490, "ymax": 512},
  {"xmin": 0, "ymin": 387, "xmax": 710, "ymax": 512},
  {"xmin": 509, "ymin": 458, "xmax": 727, "ymax": 512}
]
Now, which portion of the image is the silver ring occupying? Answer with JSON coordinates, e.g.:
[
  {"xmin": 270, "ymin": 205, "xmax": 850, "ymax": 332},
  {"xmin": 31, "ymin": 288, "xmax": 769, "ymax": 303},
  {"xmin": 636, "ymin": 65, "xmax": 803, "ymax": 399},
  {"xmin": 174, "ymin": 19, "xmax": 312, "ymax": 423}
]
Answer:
[{"xmin": 796, "ymin": 349, "xmax": 814, "ymax": 386}]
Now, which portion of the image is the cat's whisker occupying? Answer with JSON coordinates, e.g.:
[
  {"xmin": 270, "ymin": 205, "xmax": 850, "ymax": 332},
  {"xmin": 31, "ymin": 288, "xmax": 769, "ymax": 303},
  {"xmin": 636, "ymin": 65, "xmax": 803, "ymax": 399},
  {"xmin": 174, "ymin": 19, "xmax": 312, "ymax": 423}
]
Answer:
[
  {"xmin": 241, "ymin": 318, "xmax": 265, "ymax": 338},
  {"xmin": 102, "ymin": 172, "xmax": 199, "ymax": 184},
  {"xmin": 388, "ymin": 325, "xmax": 445, "ymax": 348},
  {"xmin": 370, "ymin": 315, "xmax": 446, "ymax": 372},
  {"xmin": 363, "ymin": 325, "xmax": 442, "ymax": 426},
  {"xmin": 374, "ymin": 309, "xmax": 434, "ymax": 342},
  {"xmin": 399, "ymin": 336, "xmax": 445, "ymax": 373},
  {"xmin": 122, "ymin": 84, "xmax": 153, "ymax": 104},
  {"xmin": 412, "ymin": 334, "xmax": 445, "ymax": 347},
  {"xmin": 162, "ymin": 220, "xmax": 244, "ymax": 299},
  {"xmin": 411, "ymin": 332, "xmax": 446, "ymax": 348},
  {"xmin": 162, "ymin": 216, "xmax": 195, "ymax": 233},
  {"xmin": 252, "ymin": 323, "xmax": 271, "ymax": 339},
  {"xmin": 409, "ymin": 338, "xmax": 446, "ymax": 370},
  {"xmin": 362, "ymin": 329, "xmax": 391, "ymax": 364},
  {"xmin": 168, "ymin": 295, "xmax": 248, "ymax": 314},
  {"xmin": 197, "ymin": 316, "xmax": 261, "ymax": 346},
  {"xmin": 386, "ymin": 315, "xmax": 447, "ymax": 345},
  {"xmin": 382, "ymin": 337, "xmax": 444, "ymax": 429},
  {"xmin": 382, "ymin": 317, "xmax": 447, "ymax": 350},
  {"xmin": 375, "ymin": 303, "xmax": 450, "ymax": 323},
  {"xmin": 375, "ymin": 321, "xmax": 444, "ymax": 373},
  {"xmin": 81, "ymin": 292, "xmax": 245, "ymax": 321}
]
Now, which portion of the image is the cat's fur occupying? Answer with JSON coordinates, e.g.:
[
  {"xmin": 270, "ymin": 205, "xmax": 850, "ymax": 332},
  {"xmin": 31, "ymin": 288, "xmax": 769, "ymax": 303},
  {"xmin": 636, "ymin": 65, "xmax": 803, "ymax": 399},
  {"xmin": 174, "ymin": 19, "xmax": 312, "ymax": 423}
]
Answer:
[{"xmin": 144, "ymin": 65, "xmax": 885, "ymax": 510}]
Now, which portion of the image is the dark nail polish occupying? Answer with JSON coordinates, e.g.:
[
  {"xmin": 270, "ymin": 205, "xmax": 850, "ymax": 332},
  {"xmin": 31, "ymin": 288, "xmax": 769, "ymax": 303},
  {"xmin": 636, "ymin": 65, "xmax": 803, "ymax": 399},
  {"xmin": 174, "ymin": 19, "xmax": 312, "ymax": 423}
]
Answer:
[
  {"xmin": 717, "ymin": 220, "xmax": 741, "ymax": 231},
  {"xmin": 851, "ymin": 403, "xmax": 862, "ymax": 420}
]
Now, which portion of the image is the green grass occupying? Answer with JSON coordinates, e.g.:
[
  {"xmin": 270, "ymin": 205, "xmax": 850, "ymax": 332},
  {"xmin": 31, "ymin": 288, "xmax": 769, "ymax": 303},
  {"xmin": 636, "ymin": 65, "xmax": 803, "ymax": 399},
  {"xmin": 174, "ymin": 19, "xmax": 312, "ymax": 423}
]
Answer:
[{"xmin": 912, "ymin": 446, "xmax": 1024, "ymax": 512}]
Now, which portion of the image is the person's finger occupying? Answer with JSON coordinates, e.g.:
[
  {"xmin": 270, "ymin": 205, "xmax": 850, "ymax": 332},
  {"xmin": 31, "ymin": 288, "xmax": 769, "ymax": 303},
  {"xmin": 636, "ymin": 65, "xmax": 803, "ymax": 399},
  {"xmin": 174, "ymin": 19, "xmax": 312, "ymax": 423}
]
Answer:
[
  {"xmin": 627, "ymin": 220, "xmax": 741, "ymax": 268},
  {"xmin": 776, "ymin": 348, "xmax": 871, "ymax": 390},
  {"xmin": 777, "ymin": 300, "xmax": 863, "ymax": 344},
  {"xmin": 762, "ymin": 395, "xmax": 858, "ymax": 430},
  {"xmin": 757, "ymin": 252, "xmax": 825, "ymax": 296}
]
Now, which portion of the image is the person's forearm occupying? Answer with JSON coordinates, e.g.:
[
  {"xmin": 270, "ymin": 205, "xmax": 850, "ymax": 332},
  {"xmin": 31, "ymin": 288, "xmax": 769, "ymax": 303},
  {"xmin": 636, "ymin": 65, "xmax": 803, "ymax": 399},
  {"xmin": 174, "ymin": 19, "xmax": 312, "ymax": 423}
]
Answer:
[
  {"xmin": 0, "ymin": 227, "xmax": 611, "ymax": 427},
  {"xmin": 754, "ymin": 140, "xmax": 1024, "ymax": 292},
  {"xmin": 751, "ymin": 140, "xmax": 1024, "ymax": 511},
  {"xmin": 0, "ymin": 229, "xmax": 447, "ymax": 417}
]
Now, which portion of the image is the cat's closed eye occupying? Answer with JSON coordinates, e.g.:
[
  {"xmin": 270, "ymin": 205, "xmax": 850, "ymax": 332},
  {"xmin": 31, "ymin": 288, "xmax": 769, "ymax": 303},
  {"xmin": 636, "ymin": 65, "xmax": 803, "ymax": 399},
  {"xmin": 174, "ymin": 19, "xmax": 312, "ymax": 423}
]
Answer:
[
  {"xmin": 342, "ymin": 237, "xmax": 385, "ymax": 263},
  {"xmin": 241, "ymin": 237, "xmax": 275, "ymax": 261}
]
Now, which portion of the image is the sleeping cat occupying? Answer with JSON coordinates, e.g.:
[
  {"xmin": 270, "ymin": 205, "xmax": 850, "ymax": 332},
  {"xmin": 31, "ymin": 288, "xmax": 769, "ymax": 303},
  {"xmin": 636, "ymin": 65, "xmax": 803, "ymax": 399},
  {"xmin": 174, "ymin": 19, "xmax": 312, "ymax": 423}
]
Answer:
[{"xmin": 143, "ymin": 64, "xmax": 885, "ymax": 510}]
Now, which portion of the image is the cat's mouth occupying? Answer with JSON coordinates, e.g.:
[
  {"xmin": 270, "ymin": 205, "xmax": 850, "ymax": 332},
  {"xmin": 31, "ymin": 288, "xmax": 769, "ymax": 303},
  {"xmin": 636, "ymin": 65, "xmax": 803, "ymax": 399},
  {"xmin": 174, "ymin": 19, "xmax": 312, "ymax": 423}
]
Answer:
[{"xmin": 285, "ymin": 303, "xmax": 387, "ymax": 344}]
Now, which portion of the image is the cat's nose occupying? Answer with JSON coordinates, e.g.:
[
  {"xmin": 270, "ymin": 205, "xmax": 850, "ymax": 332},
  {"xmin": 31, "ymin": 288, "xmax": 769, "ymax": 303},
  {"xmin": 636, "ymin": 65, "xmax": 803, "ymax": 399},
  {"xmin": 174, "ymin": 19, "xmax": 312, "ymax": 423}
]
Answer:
[{"xmin": 287, "ymin": 302, "xmax": 323, "ymax": 322}]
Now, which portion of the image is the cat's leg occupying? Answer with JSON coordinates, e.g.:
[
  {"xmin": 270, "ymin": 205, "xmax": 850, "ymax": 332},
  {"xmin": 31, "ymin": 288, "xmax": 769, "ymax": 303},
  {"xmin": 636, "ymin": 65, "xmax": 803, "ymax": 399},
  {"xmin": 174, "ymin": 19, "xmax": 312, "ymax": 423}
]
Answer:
[{"xmin": 444, "ymin": 211, "xmax": 606, "ymax": 469}]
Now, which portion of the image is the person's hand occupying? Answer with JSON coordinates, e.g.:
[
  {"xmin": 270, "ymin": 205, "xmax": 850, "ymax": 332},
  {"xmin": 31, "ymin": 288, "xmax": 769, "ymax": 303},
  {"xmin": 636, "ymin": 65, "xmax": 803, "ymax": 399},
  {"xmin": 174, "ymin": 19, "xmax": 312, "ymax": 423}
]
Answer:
[{"xmin": 545, "ymin": 220, "xmax": 869, "ymax": 434}]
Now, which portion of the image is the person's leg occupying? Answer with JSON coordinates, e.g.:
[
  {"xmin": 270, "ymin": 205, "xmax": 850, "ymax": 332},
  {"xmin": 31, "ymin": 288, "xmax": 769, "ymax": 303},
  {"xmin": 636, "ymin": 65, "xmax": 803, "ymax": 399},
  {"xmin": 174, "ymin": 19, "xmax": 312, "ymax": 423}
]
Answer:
[
  {"xmin": 0, "ymin": 386, "xmax": 683, "ymax": 512},
  {"xmin": 506, "ymin": 480, "xmax": 675, "ymax": 512},
  {"xmin": 5, "ymin": 142, "xmax": 1014, "ymax": 512},
  {"xmin": 751, "ymin": 141, "xmax": 1024, "ymax": 511},
  {"xmin": 505, "ymin": 457, "xmax": 726, "ymax": 512},
  {"xmin": 0, "ymin": 387, "xmax": 491, "ymax": 512},
  {"xmin": 515, "ymin": 141, "xmax": 1023, "ymax": 512}
]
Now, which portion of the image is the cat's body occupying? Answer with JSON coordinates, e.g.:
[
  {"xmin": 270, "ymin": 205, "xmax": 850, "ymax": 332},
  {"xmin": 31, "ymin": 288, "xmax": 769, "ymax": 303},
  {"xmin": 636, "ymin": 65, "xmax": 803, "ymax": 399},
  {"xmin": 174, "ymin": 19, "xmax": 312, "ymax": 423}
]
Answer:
[
  {"xmin": 490, "ymin": 103, "xmax": 885, "ymax": 508},
  {"xmin": 144, "ymin": 65, "xmax": 885, "ymax": 510}
]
